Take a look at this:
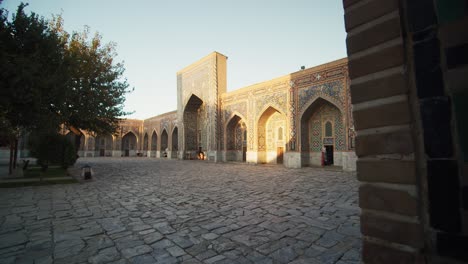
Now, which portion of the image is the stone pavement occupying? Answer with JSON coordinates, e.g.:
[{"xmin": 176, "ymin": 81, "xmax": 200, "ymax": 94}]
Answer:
[{"xmin": 0, "ymin": 158, "xmax": 361, "ymax": 264}]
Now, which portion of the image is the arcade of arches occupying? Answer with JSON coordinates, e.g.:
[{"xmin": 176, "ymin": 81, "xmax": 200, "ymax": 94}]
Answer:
[{"xmin": 56, "ymin": 52, "xmax": 356, "ymax": 170}]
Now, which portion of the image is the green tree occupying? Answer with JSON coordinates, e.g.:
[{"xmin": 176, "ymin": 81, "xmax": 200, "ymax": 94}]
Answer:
[
  {"xmin": 55, "ymin": 22, "xmax": 132, "ymax": 135},
  {"xmin": 0, "ymin": 3, "xmax": 67, "ymax": 173},
  {"xmin": 0, "ymin": 3, "xmax": 132, "ymax": 173},
  {"xmin": 0, "ymin": 4, "xmax": 68, "ymax": 131}
]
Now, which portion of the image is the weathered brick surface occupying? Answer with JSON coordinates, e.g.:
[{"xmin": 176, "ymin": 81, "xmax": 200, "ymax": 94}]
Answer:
[
  {"xmin": 363, "ymin": 240, "xmax": 420, "ymax": 264},
  {"xmin": 353, "ymin": 100, "xmax": 411, "ymax": 130},
  {"xmin": 439, "ymin": 15, "xmax": 468, "ymax": 48},
  {"xmin": 343, "ymin": 0, "xmax": 362, "ymax": 9},
  {"xmin": 349, "ymin": 44, "xmax": 404, "ymax": 79},
  {"xmin": 357, "ymin": 160, "xmax": 416, "ymax": 184},
  {"xmin": 447, "ymin": 67, "xmax": 468, "ymax": 93},
  {"xmin": 344, "ymin": 0, "xmax": 399, "ymax": 32},
  {"xmin": 361, "ymin": 213, "xmax": 424, "ymax": 248},
  {"xmin": 355, "ymin": 130, "xmax": 414, "ymax": 157},
  {"xmin": 359, "ymin": 184, "xmax": 418, "ymax": 216},
  {"xmin": 347, "ymin": 16, "xmax": 401, "ymax": 54},
  {"xmin": 351, "ymin": 72, "xmax": 407, "ymax": 104}
]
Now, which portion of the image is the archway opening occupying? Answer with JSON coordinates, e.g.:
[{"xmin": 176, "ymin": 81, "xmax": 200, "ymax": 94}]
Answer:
[
  {"xmin": 226, "ymin": 115, "xmax": 247, "ymax": 162},
  {"xmin": 151, "ymin": 131, "xmax": 157, "ymax": 157},
  {"xmin": 183, "ymin": 94, "xmax": 204, "ymax": 158},
  {"xmin": 95, "ymin": 134, "xmax": 113, "ymax": 157},
  {"xmin": 121, "ymin": 132, "xmax": 137, "ymax": 157},
  {"xmin": 172, "ymin": 127, "xmax": 178, "ymax": 158},
  {"xmin": 300, "ymin": 98, "xmax": 343, "ymax": 167},
  {"xmin": 161, "ymin": 129, "xmax": 168, "ymax": 157},
  {"xmin": 143, "ymin": 133, "xmax": 148, "ymax": 154},
  {"xmin": 257, "ymin": 106, "xmax": 285, "ymax": 164}
]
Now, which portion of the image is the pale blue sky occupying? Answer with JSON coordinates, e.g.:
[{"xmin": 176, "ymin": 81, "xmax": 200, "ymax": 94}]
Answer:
[{"xmin": 3, "ymin": 0, "xmax": 346, "ymax": 119}]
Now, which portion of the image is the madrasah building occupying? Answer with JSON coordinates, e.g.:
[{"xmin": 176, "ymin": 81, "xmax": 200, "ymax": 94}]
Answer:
[{"xmin": 63, "ymin": 52, "xmax": 357, "ymax": 171}]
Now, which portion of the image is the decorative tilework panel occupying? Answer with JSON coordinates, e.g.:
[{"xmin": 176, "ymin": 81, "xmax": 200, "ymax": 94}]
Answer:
[
  {"xmin": 298, "ymin": 80, "xmax": 345, "ymax": 113},
  {"xmin": 307, "ymin": 104, "xmax": 345, "ymax": 152},
  {"xmin": 266, "ymin": 112, "xmax": 286, "ymax": 151},
  {"xmin": 255, "ymin": 93, "xmax": 287, "ymax": 119},
  {"xmin": 224, "ymin": 102, "xmax": 247, "ymax": 122}
]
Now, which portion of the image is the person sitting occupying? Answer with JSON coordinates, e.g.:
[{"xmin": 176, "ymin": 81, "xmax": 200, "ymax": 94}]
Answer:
[{"xmin": 197, "ymin": 147, "xmax": 205, "ymax": 160}]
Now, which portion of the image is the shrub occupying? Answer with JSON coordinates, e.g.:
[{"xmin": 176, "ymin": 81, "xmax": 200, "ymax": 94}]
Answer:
[{"xmin": 29, "ymin": 132, "xmax": 77, "ymax": 170}]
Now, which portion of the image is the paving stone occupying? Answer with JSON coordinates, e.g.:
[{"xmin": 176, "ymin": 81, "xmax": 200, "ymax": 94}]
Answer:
[
  {"xmin": 116, "ymin": 237, "xmax": 145, "ymax": 251},
  {"xmin": 246, "ymin": 251, "xmax": 273, "ymax": 264},
  {"xmin": 86, "ymin": 235, "xmax": 114, "ymax": 250},
  {"xmin": 289, "ymin": 257, "xmax": 322, "ymax": 264},
  {"xmin": 195, "ymin": 249, "xmax": 217, "ymax": 261},
  {"xmin": 341, "ymin": 248, "xmax": 360, "ymax": 261},
  {"xmin": 143, "ymin": 232, "xmax": 163, "ymax": 244},
  {"xmin": 155, "ymin": 255, "xmax": 178, "ymax": 264},
  {"xmin": 107, "ymin": 259, "xmax": 128, "ymax": 264},
  {"xmin": 168, "ymin": 235, "xmax": 194, "ymax": 249},
  {"xmin": 154, "ymin": 222, "xmax": 176, "ymax": 235},
  {"xmin": 138, "ymin": 229, "xmax": 155, "ymax": 235},
  {"xmin": 54, "ymin": 239, "xmax": 85, "ymax": 259},
  {"xmin": 130, "ymin": 254, "xmax": 155, "ymax": 264},
  {"xmin": 88, "ymin": 247, "xmax": 120, "ymax": 264},
  {"xmin": 34, "ymin": 255, "xmax": 53, "ymax": 264},
  {"xmin": 316, "ymin": 231, "xmax": 345, "ymax": 248},
  {"xmin": 201, "ymin": 233, "xmax": 219, "ymax": 240},
  {"xmin": 0, "ymin": 256, "xmax": 16, "ymax": 264},
  {"xmin": 166, "ymin": 245, "xmax": 186, "ymax": 257},
  {"xmin": 121, "ymin": 245, "xmax": 152, "ymax": 259},
  {"xmin": 181, "ymin": 258, "xmax": 203, "ymax": 264},
  {"xmin": 98, "ymin": 219, "xmax": 127, "ymax": 234},
  {"xmin": 0, "ymin": 232, "xmax": 28, "ymax": 249},
  {"xmin": 151, "ymin": 239, "xmax": 174, "ymax": 249},
  {"xmin": 269, "ymin": 246, "xmax": 298, "ymax": 264},
  {"xmin": 0, "ymin": 158, "xmax": 362, "ymax": 263},
  {"xmin": 204, "ymin": 254, "xmax": 226, "ymax": 264}
]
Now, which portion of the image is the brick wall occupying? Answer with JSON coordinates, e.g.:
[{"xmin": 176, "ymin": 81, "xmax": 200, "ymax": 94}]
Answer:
[
  {"xmin": 343, "ymin": 0, "xmax": 425, "ymax": 262},
  {"xmin": 343, "ymin": 0, "xmax": 468, "ymax": 263}
]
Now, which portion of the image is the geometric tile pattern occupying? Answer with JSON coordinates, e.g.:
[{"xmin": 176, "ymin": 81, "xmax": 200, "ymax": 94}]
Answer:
[
  {"xmin": 308, "ymin": 104, "xmax": 345, "ymax": 152},
  {"xmin": 298, "ymin": 80, "xmax": 345, "ymax": 113}
]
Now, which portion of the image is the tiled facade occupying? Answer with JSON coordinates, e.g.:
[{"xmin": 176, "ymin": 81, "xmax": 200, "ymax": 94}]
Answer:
[{"xmin": 62, "ymin": 52, "xmax": 356, "ymax": 170}]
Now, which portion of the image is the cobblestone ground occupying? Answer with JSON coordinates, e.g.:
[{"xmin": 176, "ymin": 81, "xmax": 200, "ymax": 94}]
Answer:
[{"xmin": 0, "ymin": 158, "xmax": 361, "ymax": 264}]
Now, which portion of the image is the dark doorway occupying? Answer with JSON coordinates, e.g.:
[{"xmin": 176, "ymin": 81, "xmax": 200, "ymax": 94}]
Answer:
[
  {"xmin": 325, "ymin": 145, "xmax": 334, "ymax": 165},
  {"xmin": 125, "ymin": 149, "xmax": 129, "ymax": 157},
  {"xmin": 242, "ymin": 146, "xmax": 247, "ymax": 162},
  {"xmin": 100, "ymin": 149, "xmax": 105, "ymax": 157},
  {"xmin": 277, "ymin": 147, "xmax": 284, "ymax": 164}
]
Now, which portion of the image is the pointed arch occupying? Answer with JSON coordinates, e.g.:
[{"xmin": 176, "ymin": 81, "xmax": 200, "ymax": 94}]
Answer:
[
  {"xmin": 143, "ymin": 133, "xmax": 149, "ymax": 151},
  {"xmin": 122, "ymin": 131, "xmax": 138, "ymax": 157},
  {"xmin": 172, "ymin": 126, "xmax": 179, "ymax": 150},
  {"xmin": 257, "ymin": 106, "xmax": 286, "ymax": 164},
  {"xmin": 183, "ymin": 94, "xmax": 204, "ymax": 152},
  {"xmin": 226, "ymin": 114, "xmax": 248, "ymax": 162},
  {"xmin": 299, "ymin": 97, "xmax": 344, "ymax": 166},
  {"xmin": 151, "ymin": 130, "xmax": 158, "ymax": 152},
  {"xmin": 160, "ymin": 129, "xmax": 168, "ymax": 152},
  {"xmin": 299, "ymin": 95, "xmax": 343, "ymax": 118},
  {"xmin": 256, "ymin": 104, "xmax": 286, "ymax": 122},
  {"xmin": 95, "ymin": 134, "xmax": 113, "ymax": 156},
  {"xmin": 183, "ymin": 93, "xmax": 203, "ymax": 112}
]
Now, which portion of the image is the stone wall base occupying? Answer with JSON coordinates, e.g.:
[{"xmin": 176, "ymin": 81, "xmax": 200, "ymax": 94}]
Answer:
[{"xmin": 284, "ymin": 152, "xmax": 301, "ymax": 168}]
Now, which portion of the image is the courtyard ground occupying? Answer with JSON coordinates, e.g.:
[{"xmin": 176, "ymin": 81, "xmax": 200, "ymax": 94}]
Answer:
[{"xmin": 0, "ymin": 158, "xmax": 361, "ymax": 264}]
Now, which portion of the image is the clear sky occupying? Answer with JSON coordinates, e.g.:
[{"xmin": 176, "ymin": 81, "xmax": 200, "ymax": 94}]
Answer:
[{"xmin": 2, "ymin": 0, "xmax": 347, "ymax": 120}]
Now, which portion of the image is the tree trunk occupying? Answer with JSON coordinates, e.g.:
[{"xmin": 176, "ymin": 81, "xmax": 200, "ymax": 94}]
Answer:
[
  {"xmin": 9, "ymin": 141, "xmax": 13, "ymax": 175},
  {"xmin": 13, "ymin": 138, "xmax": 18, "ymax": 169}
]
